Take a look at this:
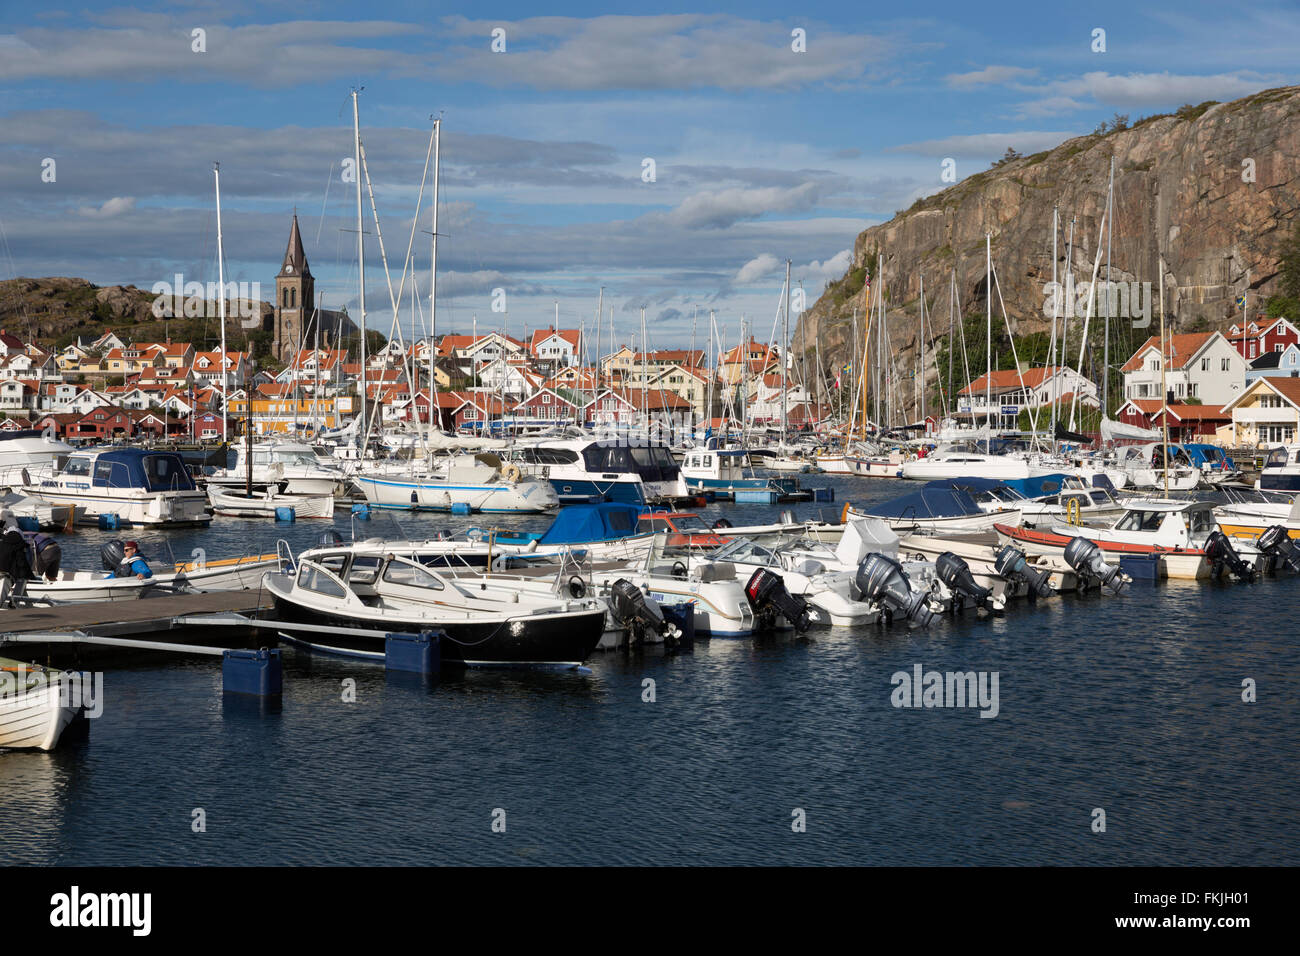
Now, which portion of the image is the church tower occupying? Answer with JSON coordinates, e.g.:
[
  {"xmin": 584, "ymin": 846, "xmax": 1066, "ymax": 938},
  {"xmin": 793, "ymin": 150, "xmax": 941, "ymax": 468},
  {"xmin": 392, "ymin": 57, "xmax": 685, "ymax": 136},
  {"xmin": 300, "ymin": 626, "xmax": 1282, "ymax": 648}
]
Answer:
[{"xmin": 273, "ymin": 214, "xmax": 314, "ymax": 362}]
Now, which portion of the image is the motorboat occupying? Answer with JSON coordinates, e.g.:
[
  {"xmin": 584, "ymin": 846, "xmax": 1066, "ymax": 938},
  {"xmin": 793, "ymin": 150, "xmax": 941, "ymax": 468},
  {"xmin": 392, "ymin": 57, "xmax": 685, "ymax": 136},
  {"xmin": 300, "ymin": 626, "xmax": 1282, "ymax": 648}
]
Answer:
[
  {"xmin": 1114, "ymin": 443, "xmax": 1201, "ymax": 491},
  {"xmin": 677, "ymin": 447, "xmax": 783, "ymax": 498},
  {"xmin": 17, "ymin": 541, "xmax": 285, "ymax": 602},
  {"xmin": 994, "ymin": 499, "xmax": 1258, "ymax": 580},
  {"xmin": 998, "ymin": 474, "xmax": 1127, "ymax": 528},
  {"xmin": 0, "ymin": 658, "xmax": 83, "ymax": 751},
  {"xmin": 0, "ymin": 430, "xmax": 75, "ymax": 492},
  {"xmin": 0, "ymin": 491, "xmax": 81, "ymax": 530},
  {"xmin": 1215, "ymin": 491, "xmax": 1300, "ymax": 541},
  {"xmin": 847, "ymin": 485, "xmax": 1021, "ymax": 533},
  {"xmin": 22, "ymin": 448, "xmax": 211, "ymax": 527},
  {"xmin": 352, "ymin": 453, "xmax": 559, "ymax": 513},
  {"xmin": 263, "ymin": 545, "xmax": 608, "ymax": 666},
  {"xmin": 504, "ymin": 436, "xmax": 650, "ymax": 504},
  {"xmin": 207, "ymin": 441, "xmax": 347, "ymax": 497},
  {"xmin": 208, "ymin": 486, "xmax": 334, "ymax": 519},
  {"xmin": 1256, "ymin": 444, "xmax": 1300, "ymax": 492}
]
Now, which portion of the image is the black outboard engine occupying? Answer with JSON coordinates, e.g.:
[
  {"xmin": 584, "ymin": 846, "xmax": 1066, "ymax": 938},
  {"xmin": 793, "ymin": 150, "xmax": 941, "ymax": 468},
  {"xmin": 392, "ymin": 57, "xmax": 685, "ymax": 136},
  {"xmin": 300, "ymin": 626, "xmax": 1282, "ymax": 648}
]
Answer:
[
  {"xmin": 993, "ymin": 545, "xmax": 1054, "ymax": 598},
  {"xmin": 1062, "ymin": 536, "xmax": 1127, "ymax": 593},
  {"xmin": 609, "ymin": 579, "xmax": 682, "ymax": 647},
  {"xmin": 1257, "ymin": 525, "xmax": 1300, "ymax": 574},
  {"xmin": 855, "ymin": 553, "xmax": 936, "ymax": 627},
  {"xmin": 935, "ymin": 551, "xmax": 994, "ymax": 610},
  {"xmin": 744, "ymin": 567, "xmax": 813, "ymax": 632},
  {"xmin": 712, "ymin": 518, "xmax": 733, "ymax": 530},
  {"xmin": 100, "ymin": 539, "xmax": 125, "ymax": 573},
  {"xmin": 1204, "ymin": 530, "xmax": 1257, "ymax": 582}
]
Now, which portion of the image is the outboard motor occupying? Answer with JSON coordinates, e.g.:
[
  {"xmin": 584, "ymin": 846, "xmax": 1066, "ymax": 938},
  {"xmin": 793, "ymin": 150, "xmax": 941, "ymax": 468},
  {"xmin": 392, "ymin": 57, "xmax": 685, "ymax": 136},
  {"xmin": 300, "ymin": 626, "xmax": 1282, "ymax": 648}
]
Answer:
[
  {"xmin": 855, "ymin": 553, "xmax": 936, "ymax": 627},
  {"xmin": 935, "ymin": 551, "xmax": 994, "ymax": 610},
  {"xmin": 993, "ymin": 545, "xmax": 1054, "ymax": 598},
  {"xmin": 609, "ymin": 579, "xmax": 682, "ymax": 647},
  {"xmin": 1062, "ymin": 536, "xmax": 1127, "ymax": 593},
  {"xmin": 1204, "ymin": 530, "xmax": 1257, "ymax": 582},
  {"xmin": 712, "ymin": 518, "xmax": 733, "ymax": 530},
  {"xmin": 1256, "ymin": 525, "xmax": 1300, "ymax": 574},
  {"xmin": 744, "ymin": 567, "xmax": 814, "ymax": 632},
  {"xmin": 318, "ymin": 530, "xmax": 344, "ymax": 548},
  {"xmin": 100, "ymin": 539, "xmax": 125, "ymax": 573}
]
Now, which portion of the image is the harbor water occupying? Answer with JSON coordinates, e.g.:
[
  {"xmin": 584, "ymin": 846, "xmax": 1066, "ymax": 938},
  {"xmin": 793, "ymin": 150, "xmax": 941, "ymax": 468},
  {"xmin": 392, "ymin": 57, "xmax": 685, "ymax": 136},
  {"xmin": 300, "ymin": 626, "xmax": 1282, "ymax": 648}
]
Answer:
[{"xmin": 1, "ymin": 474, "xmax": 1297, "ymax": 865}]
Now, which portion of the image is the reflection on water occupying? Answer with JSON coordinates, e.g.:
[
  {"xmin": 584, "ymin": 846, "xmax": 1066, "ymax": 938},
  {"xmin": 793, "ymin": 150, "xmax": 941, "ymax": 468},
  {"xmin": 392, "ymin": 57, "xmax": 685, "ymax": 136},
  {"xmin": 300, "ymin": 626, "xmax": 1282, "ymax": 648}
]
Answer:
[{"xmin": 1, "ymin": 475, "xmax": 1296, "ymax": 865}]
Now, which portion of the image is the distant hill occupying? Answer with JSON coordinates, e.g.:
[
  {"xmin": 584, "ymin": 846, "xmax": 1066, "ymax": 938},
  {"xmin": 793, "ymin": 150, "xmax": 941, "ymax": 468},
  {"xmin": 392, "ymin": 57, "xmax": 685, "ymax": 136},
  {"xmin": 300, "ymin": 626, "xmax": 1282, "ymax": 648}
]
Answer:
[{"xmin": 0, "ymin": 276, "xmax": 367, "ymax": 361}]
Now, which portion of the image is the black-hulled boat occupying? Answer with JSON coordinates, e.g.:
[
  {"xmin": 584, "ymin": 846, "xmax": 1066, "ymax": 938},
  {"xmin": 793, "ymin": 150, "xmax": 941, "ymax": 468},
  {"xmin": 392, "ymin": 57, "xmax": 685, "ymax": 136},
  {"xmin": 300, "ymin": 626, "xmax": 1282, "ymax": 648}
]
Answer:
[{"xmin": 262, "ymin": 547, "xmax": 606, "ymax": 667}]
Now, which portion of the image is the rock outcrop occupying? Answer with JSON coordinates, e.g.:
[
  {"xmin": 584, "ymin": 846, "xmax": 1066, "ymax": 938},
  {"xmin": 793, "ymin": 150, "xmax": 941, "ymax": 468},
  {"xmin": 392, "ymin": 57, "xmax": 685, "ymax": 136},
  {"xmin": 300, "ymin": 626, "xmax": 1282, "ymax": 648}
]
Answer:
[{"xmin": 794, "ymin": 86, "xmax": 1300, "ymax": 420}]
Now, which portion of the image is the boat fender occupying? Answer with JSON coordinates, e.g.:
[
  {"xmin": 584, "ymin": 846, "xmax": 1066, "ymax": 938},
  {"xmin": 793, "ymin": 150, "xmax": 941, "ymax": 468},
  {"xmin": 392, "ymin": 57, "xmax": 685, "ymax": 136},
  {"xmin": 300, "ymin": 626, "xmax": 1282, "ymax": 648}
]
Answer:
[{"xmin": 568, "ymin": 575, "xmax": 586, "ymax": 598}]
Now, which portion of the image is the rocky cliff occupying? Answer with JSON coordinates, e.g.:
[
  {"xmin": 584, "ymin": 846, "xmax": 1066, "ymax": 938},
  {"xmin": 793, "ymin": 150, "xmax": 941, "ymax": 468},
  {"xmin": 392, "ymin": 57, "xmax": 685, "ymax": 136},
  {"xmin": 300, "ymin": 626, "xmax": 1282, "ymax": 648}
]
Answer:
[{"xmin": 795, "ymin": 86, "xmax": 1300, "ymax": 420}]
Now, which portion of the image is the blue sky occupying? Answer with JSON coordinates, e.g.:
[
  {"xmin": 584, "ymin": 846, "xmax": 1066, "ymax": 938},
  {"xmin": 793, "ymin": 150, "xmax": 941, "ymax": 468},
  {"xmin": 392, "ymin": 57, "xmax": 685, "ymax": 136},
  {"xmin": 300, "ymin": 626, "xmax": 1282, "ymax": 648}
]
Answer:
[{"xmin": 2, "ymin": 0, "xmax": 1297, "ymax": 351}]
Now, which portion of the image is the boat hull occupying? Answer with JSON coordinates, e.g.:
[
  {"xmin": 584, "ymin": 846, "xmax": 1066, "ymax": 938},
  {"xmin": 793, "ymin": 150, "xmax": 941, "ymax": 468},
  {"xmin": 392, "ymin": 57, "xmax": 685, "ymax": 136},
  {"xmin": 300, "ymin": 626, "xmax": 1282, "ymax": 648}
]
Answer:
[
  {"xmin": 353, "ymin": 475, "xmax": 557, "ymax": 513},
  {"xmin": 994, "ymin": 522, "xmax": 1208, "ymax": 579},
  {"xmin": 0, "ymin": 669, "xmax": 80, "ymax": 751},
  {"xmin": 270, "ymin": 595, "xmax": 606, "ymax": 666}
]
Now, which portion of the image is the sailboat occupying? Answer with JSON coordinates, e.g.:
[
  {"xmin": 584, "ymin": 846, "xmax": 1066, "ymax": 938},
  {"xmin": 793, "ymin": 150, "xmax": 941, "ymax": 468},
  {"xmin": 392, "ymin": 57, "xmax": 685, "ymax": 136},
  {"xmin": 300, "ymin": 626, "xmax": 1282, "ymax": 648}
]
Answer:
[{"xmin": 344, "ymin": 105, "xmax": 557, "ymax": 514}]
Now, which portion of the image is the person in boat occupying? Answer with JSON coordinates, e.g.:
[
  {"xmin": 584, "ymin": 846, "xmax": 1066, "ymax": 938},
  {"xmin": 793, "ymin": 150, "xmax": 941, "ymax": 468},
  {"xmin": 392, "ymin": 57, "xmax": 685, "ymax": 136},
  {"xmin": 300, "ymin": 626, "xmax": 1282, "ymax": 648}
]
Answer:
[
  {"xmin": 0, "ymin": 511, "xmax": 31, "ymax": 605},
  {"xmin": 24, "ymin": 531, "xmax": 62, "ymax": 582},
  {"xmin": 115, "ymin": 540, "xmax": 153, "ymax": 580}
]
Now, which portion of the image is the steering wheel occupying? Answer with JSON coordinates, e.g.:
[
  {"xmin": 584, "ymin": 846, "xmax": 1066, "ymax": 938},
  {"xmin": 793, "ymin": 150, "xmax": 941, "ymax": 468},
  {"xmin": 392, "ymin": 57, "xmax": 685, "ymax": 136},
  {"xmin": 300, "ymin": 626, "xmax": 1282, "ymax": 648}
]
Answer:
[
  {"xmin": 671, "ymin": 561, "xmax": 688, "ymax": 579},
  {"xmin": 567, "ymin": 575, "xmax": 586, "ymax": 598}
]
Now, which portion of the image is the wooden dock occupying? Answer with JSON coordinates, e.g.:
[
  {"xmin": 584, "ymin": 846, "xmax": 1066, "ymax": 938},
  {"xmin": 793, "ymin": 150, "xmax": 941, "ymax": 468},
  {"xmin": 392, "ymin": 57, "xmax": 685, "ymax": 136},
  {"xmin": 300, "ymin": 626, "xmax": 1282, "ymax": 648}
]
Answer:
[{"xmin": 0, "ymin": 591, "xmax": 273, "ymax": 661}]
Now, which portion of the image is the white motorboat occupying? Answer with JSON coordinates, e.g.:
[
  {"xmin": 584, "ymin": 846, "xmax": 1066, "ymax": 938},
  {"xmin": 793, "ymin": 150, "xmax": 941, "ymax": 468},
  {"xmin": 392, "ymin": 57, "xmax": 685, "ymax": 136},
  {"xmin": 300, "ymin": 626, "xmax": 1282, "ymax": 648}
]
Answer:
[
  {"xmin": 0, "ymin": 658, "xmax": 83, "ymax": 751},
  {"xmin": 504, "ymin": 436, "xmax": 650, "ymax": 505},
  {"xmin": 0, "ymin": 491, "xmax": 81, "ymax": 529},
  {"xmin": 0, "ymin": 430, "xmax": 75, "ymax": 492},
  {"xmin": 22, "ymin": 448, "xmax": 211, "ymax": 527},
  {"xmin": 208, "ymin": 486, "xmax": 334, "ymax": 519},
  {"xmin": 208, "ymin": 441, "xmax": 346, "ymax": 497},
  {"xmin": 1256, "ymin": 444, "xmax": 1300, "ymax": 492},
  {"xmin": 18, "ymin": 543, "xmax": 285, "ymax": 603},
  {"xmin": 847, "ymin": 484, "xmax": 1020, "ymax": 533},
  {"xmin": 994, "ymin": 499, "xmax": 1259, "ymax": 581}
]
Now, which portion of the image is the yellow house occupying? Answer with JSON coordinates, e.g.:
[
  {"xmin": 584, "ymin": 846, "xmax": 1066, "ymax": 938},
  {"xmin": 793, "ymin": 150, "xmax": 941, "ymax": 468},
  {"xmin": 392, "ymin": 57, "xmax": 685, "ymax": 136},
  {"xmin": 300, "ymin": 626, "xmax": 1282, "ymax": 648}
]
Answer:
[
  {"xmin": 226, "ymin": 395, "xmax": 340, "ymax": 434},
  {"xmin": 1218, "ymin": 376, "xmax": 1300, "ymax": 447}
]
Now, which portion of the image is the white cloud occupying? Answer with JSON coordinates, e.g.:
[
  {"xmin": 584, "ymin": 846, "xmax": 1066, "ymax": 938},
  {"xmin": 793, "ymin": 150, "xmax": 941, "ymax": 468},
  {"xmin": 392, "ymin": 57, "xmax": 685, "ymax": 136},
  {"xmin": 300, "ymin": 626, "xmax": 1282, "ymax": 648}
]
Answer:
[
  {"xmin": 74, "ymin": 196, "xmax": 135, "ymax": 218},
  {"xmin": 945, "ymin": 65, "xmax": 1038, "ymax": 88},
  {"xmin": 734, "ymin": 254, "xmax": 782, "ymax": 285},
  {"xmin": 664, "ymin": 183, "xmax": 822, "ymax": 230}
]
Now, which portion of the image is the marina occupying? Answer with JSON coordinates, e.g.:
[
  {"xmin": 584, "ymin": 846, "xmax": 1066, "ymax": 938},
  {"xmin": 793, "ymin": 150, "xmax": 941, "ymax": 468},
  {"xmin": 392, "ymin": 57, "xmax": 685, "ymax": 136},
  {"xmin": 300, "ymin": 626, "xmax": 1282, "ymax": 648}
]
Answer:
[{"xmin": 3, "ymin": 0, "xmax": 1299, "ymax": 893}]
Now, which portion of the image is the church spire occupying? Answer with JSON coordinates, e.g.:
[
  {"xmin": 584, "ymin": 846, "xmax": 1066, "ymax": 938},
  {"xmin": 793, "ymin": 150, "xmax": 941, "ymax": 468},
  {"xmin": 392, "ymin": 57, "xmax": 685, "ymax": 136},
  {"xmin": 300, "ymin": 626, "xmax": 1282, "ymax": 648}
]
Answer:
[{"xmin": 281, "ymin": 214, "xmax": 311, "ymax": 278}]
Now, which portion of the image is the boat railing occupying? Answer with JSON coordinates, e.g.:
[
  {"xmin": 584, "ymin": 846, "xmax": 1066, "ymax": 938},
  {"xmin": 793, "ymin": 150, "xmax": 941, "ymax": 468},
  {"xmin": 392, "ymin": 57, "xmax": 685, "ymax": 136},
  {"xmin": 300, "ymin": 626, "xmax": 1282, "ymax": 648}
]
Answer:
[{"xmin": 276, "ymin": 539, "xmax": 296, "ymax": 574}]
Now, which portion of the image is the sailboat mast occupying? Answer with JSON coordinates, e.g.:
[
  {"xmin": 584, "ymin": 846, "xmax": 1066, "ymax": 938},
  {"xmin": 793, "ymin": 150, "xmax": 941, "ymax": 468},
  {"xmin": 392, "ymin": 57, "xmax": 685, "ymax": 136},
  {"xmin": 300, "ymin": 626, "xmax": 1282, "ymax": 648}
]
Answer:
[
  {"xmin": 427, "ymin": 116, "xmax": 440, "ymax": 440},
  {"xmin": 1103, "ymin": 157, "xmax": 1115, "ymax": 418},
  {"xmin": 213, "ymin": 162, "xmax": 228, "ymax": 445},
  {"xmin": 352, "ymin": 90, "xmax": 367, "ymax": 456},
  {"xmin": 1159, "ymin": 255, "xmax": 1169, "ymax": 498},
  {"xmin": 985, "ymin": 232, "xmax": 992, "ymax": 453},
  {"xmin": 782, "ymin": 258, "xmax": 791, "ymax": 448},
  {"xmin": 1050, "ymin": 206, "xmax": 1059, "ymax": 451}
]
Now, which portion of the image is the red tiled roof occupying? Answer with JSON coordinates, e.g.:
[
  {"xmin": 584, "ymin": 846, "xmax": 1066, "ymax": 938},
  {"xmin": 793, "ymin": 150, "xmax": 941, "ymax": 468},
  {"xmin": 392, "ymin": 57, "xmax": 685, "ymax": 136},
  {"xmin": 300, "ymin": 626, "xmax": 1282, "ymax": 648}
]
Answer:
[{"xmin": 1120, "ymin": 333, "xmax": 1217, "ymax": 372}]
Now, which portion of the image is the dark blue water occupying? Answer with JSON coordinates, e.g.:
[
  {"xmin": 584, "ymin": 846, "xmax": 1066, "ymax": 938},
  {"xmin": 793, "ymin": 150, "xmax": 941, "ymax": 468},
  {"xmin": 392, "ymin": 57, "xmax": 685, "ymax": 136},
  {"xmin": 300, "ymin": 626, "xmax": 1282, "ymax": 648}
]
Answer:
[{"xmin": 2, "ymin": 475, "xmax": 1297, "ymax": 865}]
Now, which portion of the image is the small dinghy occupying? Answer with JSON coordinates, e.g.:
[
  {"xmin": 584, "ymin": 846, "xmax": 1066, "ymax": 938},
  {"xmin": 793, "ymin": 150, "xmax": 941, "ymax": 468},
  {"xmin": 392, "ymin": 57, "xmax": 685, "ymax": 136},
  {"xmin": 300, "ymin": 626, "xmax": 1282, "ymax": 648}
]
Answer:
[
  {"xmin": 0, "ymin": 658, "xmax": 82, "ymax": 751},
  {"xmin": 208, "ymin": 486, "xmax": 334, "ymax": 519},
  {"xmin": 18, "ymin": 540, "xmax": 285, "ymax": 603},
  {"xmin": 0, "ymin": 491, "xmax": 80, "ymax": 530}
]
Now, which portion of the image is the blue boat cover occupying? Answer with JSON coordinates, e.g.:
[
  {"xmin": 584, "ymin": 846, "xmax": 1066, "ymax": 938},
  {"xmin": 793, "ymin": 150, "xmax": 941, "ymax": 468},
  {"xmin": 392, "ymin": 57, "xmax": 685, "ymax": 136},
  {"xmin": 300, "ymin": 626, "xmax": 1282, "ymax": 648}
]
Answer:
[
  {"xmin": 868, "ymin": 487, "xmax": 984, "ymax": 519},
  {"xmin": 1001, "ymin": 474, "xmax": 1069, "ymax": 498},
  {"xmin": 923, "ymin": 477, "xmax": 1010, "ymax": 494},
  {"xmin": 537, "ymin": 502, "xmax": 643, "ymax": 545},
  {"xmin": 88, "ymin": 449, "xmax": 197, "ymax": 491}
]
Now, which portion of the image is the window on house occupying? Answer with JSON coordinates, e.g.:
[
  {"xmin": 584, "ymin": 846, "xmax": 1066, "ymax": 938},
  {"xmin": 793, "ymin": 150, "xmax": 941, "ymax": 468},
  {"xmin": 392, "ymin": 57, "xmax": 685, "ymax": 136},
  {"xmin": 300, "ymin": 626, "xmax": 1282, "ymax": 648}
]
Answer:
[
  {"xmin": 1222, "ymin": 358, "xmax": 1231, "ymax": 371},
  {"xmin": 1201, "ymin": 358, "xmax": 1209, "ymax": 371}
]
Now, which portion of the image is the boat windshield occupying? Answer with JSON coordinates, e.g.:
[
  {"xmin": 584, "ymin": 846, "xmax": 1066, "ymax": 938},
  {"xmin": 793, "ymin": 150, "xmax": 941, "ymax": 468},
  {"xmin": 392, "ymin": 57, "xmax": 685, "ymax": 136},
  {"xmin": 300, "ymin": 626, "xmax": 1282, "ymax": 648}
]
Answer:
[
  {"xmin": 1187, "ymin": 509, "xmax": 1217, "ymax": 535},
  {"xmin": 711, "ymin": 537, "xmax": 777, "ymax": 565},
  {"xmin": 381, "ymin": 559, "xmax": 445, "ymax": 591},
  {"xmin": 273, "ymin": 449, "xmax": 322, "ymax": 467},
  {"xmin": 1265, "ymin": 447, "xmax": 1289, "ymax": 468},
  {"xmin": 1115, "ymin": 510, "xmax": 1167, "ymax": 532}
]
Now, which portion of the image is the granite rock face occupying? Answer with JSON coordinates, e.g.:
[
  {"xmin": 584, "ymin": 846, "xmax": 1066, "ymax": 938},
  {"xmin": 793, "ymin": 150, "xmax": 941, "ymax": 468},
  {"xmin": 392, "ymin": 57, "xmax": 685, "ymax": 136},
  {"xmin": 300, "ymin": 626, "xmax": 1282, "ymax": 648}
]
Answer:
[{"xmin": 795, "ymin": 86, "xmax": 1300, "ymax": 420}]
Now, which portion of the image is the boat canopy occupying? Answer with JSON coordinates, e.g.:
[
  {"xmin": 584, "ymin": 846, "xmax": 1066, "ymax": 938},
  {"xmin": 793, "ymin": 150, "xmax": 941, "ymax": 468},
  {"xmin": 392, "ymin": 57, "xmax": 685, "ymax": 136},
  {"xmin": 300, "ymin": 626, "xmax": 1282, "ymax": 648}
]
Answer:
[
  {"xmin": 85, "ymin": 449, "xmax": 196, "ymax": 491},
  {"xmin": 536, "ymin": 503, "xmax": 643, "ymax": 545},
  {"xmin": 1003, "ymin": 473, "xmax": 1070, "ymax": 498},
  {"xmin": 867, "ymin": 487, "xmax": 984, "ymax": 519}
]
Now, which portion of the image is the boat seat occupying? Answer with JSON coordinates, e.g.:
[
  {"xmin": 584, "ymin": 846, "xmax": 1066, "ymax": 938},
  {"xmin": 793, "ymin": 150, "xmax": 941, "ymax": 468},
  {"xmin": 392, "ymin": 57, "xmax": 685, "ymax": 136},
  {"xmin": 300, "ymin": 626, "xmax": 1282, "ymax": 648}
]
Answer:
[{"xmin": 694, "ymin": 561, "xmax": 736, "ymax": 582}]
